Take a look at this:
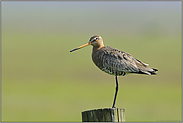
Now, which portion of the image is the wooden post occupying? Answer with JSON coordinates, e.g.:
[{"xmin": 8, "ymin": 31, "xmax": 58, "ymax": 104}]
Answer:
[{"xmin": 81, "ymin": 108, "xmax": 125, "ymax": 122}]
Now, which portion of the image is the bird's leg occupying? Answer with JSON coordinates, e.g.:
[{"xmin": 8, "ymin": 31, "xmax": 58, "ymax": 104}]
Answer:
[{"xmin": 112, "ymin": 76, "xmax": 119, "ymax": 108}]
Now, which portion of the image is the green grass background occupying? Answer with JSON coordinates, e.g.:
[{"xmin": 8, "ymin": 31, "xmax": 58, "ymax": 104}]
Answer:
[{"xmin": 1, "ymin": 1, "xmax": 182, "ymax": 122}]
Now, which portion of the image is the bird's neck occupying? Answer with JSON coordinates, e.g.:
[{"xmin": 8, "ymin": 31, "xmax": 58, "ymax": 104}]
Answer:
[{"xmin": 92, "ymin": 45, "xmax": 104, "ymax": 52}]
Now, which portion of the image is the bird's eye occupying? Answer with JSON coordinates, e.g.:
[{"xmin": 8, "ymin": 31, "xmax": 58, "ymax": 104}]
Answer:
[{"xmin": 90, "ymin": 37, "xmax": 99, "ymax": 43}]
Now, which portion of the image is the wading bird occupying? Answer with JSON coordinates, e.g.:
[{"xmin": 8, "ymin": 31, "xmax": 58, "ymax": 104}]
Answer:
[{"xmin": 70, "ymin": 35, "xmax": 158, "ymax": 108}]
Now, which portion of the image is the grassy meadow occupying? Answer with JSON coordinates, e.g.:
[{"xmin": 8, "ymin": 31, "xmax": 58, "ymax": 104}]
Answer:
[{"xmin": 1, "ymin": 1, "xmax": 182, "ymax": 122}]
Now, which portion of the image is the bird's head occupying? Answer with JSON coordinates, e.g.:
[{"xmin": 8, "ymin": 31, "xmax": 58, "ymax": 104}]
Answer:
[
  {"xmin": 70, "ymin": 35, "xmax": 104, "ymax": 52},
  {"xmin": 89, "ymin": 35, "xmax": 104, "ymax": 47}
]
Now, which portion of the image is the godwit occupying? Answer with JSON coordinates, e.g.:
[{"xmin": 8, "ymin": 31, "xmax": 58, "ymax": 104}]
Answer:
[{"xmin": 70, "ymin": 35, "xmax": 158, "ymax": 108}]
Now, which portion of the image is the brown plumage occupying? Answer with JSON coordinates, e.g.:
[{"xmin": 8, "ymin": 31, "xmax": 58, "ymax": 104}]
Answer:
[{"xmin": 70, "ymin": 35, "xmax": 158, "ymax": 108}]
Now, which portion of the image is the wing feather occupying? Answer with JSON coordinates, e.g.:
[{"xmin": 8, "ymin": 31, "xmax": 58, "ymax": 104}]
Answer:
[
  {"xmin": 93, "ymin": 46, "xmax": 157, "ymax": 76},
  {"xmin": 101, "ymin": 47, "xmax": 140, "ymax": 73}
]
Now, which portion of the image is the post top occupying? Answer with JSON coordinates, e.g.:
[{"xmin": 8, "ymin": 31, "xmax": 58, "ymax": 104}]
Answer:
[{"xmin": 82, "ymin": 107, "xmax": 125, "ymax": 113}]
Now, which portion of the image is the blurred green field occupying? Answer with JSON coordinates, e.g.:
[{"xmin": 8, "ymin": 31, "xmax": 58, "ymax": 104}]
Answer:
[
  {"xmin": 2, "ymin": 32, "xmax": 181, "ymax": 122},
  {"xmin": 1, "ymin": 1, "xmax": 182, "ymax": 122}
]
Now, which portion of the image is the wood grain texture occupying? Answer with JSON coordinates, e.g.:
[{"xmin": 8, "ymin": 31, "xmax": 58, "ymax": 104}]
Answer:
[{"xmin": 81, "ymin": 108, "xmax": 125, "ymax": 122}]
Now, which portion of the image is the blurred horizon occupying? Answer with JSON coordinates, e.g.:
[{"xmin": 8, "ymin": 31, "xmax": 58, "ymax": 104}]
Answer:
[
  {"xmin": 2, "ymin": 1, "xmax": 181, "ymax": 35},
  {"xmin": 1, "ymin": 1, "xmax": 182, "ymax": 122}
]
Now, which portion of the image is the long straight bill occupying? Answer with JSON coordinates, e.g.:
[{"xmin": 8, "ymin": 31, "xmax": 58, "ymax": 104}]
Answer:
[{"xmin": 70, "ymin": 43, "xmax": 90, "ymax": 52}]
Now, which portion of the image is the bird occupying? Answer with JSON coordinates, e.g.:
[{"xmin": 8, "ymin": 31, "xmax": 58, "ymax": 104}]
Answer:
[{"xmin": 70, "ymin": 35, "xmax": 158, "ymax": 108}]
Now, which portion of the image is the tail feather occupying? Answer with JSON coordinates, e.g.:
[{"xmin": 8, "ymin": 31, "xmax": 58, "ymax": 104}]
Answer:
[
  {"xmin": 153, "ymin": 68, "xmax": 158, "ymax": 71},
  {"xmin": 136, "ymin": 68, "xmax": 158, "ymax": 75},
  {"xmin": 145, "ymin": 68, "xmax": 158, "ymax": 75},
  {"xmin": 134, "ymin": 58, "xmax": 158, "ymax": 75}
]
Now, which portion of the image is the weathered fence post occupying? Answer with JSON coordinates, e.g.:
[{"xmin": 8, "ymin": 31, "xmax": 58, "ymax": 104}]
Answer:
[{"xmin": 81, "ymin": 108, "xmax": 125, "ymax": 122}]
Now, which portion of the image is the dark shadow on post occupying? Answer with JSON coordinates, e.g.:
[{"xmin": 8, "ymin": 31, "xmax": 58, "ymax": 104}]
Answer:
[{"xmin": 81, "ymin": 108, "xmax": 125, "ymax": 122}]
